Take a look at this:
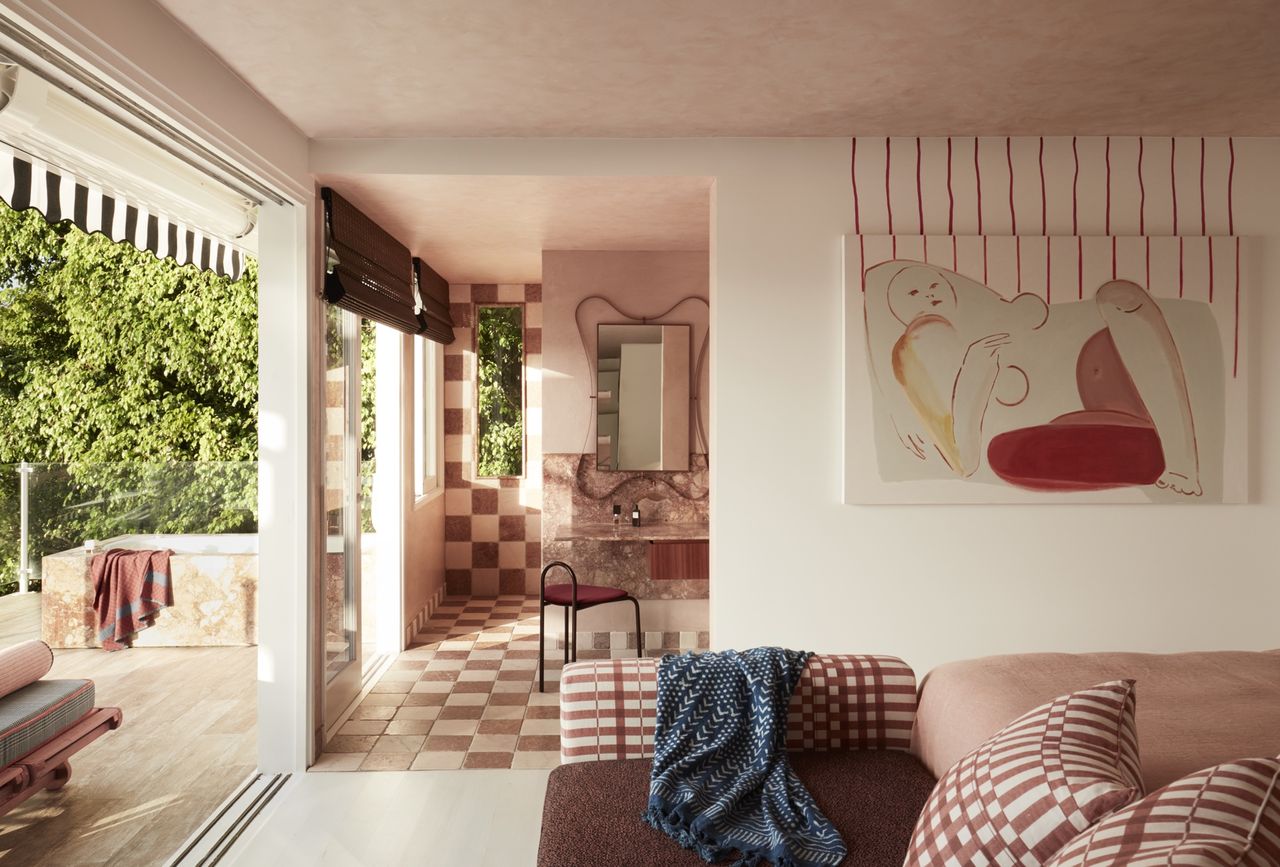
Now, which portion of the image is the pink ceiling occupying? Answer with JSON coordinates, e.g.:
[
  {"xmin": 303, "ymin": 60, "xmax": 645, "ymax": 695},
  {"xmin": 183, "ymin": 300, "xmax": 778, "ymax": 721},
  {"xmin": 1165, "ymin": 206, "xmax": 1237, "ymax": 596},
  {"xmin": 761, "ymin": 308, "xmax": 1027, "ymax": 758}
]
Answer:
[
  {"xmin": 156, "ymin": 0, "xmax": 1279, "ymax": 137},
  {"xmin": 316, "ymin": 175, "xmax": 711, "ymax": 283}
]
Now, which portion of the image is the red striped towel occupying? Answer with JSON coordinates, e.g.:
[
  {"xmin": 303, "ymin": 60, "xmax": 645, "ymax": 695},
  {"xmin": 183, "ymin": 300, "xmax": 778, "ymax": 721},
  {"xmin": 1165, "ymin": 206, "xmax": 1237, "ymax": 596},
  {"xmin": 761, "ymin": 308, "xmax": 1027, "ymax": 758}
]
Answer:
[{"xmin": 90, "ymin": 549, "xmax": 173, "ymax": 652}]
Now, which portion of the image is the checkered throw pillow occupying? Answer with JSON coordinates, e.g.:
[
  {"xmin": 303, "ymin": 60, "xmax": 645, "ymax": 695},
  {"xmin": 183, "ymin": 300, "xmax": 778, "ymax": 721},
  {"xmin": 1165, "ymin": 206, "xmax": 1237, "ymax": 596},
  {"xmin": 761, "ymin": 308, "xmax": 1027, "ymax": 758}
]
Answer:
[
  {"xmin": 1046, "ymin": 757, "xmax": 1280, "ymax": 866},
  {"xmin": 904, "ymin": 680, "xmax": 1144, "ymax": 867},
  {"xmin": 559, "ymin": 653, "xmax": 917, "ymax": 764}
]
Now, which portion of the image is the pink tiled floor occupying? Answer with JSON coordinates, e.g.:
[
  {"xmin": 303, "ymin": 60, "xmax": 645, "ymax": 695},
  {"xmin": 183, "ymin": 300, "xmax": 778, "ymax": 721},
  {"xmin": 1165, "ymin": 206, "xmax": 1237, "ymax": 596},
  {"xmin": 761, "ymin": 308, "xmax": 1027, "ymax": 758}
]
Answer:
[{"xmin": 316, "ymin": 596, "xmax": 566, "ymax": 771}]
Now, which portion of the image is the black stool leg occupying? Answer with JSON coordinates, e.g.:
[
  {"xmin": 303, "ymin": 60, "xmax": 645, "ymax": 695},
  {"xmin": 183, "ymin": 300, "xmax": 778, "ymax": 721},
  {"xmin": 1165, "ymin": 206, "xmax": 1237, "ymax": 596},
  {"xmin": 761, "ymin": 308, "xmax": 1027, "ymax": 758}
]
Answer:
[
  {"xmin": 630, "ymin": 597, "xmax": 643, "ymax": 659},
  {"xmin": 538, "ymin": 597, "xmax": 546, "ymax": 693},
  {"xmin": 562, "ymin": 606, "xmax": 570, "ymax": 665},
  {"xmin": 571, "ymin": 604, "xmax": 579, "ymax": 663}
]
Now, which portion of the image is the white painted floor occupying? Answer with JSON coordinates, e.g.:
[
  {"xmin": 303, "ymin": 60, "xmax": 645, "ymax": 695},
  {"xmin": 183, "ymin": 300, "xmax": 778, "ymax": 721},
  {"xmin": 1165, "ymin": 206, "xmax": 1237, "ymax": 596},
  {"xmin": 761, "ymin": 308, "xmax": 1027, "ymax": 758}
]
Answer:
[{"xmin": 222, "ymin": 769, "xmax": 550, "ymax": 866}]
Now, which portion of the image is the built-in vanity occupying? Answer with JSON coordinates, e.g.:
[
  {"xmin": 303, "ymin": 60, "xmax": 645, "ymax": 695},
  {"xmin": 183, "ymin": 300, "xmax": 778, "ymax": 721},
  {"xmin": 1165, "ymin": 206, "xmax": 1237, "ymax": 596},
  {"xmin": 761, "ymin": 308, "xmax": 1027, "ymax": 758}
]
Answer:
[{"xmin": 539, "ymin": 254, "xmax": 711, "ymax": 651}]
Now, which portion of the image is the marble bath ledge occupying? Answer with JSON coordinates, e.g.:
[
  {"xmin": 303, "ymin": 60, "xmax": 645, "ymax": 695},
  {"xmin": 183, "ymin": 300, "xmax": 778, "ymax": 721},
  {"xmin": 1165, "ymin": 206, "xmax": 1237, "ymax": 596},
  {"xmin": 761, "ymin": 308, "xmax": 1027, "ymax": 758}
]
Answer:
[{"xmin": 554, "ymin": 521, "xmax": 709, "ymax": 542}]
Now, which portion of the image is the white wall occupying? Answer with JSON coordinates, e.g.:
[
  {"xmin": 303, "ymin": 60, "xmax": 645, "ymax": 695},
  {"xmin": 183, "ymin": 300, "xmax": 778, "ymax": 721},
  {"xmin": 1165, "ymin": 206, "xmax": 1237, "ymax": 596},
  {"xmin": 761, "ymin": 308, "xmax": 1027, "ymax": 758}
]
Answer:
[
  {"xmin": 402, "ymin": 335, "xmax": 445, "ymax": 638},
  {"xmin": 314, "ymin": 136, "xmax": 1280, "ymax": 675}
]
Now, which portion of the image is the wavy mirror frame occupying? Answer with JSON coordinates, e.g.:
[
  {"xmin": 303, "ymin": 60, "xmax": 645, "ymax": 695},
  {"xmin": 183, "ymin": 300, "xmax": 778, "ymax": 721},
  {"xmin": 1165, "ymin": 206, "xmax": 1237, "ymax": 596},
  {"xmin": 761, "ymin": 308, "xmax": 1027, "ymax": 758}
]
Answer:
[{"xmin": 573, "ymin": 294, "xmax": 709, "ymax": 501}]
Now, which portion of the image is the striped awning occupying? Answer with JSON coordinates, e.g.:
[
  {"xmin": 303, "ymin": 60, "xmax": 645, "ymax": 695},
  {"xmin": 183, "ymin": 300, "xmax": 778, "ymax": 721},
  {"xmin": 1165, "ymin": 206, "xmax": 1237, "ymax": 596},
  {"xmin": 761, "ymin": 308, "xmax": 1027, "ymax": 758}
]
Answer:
[{"xmin": 0, "ymin": 143, "xmax": 249, "ymax": 280}]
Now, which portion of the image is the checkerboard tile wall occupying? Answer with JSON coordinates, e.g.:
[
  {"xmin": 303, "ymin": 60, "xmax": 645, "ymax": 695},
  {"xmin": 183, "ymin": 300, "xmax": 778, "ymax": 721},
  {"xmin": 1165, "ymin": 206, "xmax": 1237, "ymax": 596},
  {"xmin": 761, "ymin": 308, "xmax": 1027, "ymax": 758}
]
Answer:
[{"xmin": 443, "ymin": 284, "xmax": 543, "ymax": 596}]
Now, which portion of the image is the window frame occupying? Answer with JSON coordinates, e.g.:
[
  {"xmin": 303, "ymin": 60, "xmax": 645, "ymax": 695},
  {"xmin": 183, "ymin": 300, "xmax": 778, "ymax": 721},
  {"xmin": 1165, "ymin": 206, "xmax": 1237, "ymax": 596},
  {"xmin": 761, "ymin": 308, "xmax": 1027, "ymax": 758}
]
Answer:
[
  {"xmin": 412, "ymin": 334, "xmax": 443, "ymax": 504},
  {"xmin": 472, "ymin": 301, "xmax": 527, "ymax": 480}
]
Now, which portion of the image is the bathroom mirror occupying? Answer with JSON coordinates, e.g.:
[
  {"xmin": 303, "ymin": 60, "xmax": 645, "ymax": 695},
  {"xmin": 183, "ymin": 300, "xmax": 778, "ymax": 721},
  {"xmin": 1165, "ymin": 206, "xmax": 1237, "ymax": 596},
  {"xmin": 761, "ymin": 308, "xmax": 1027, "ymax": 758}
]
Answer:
[{"xmin": 596, "ymin": 323, "xmax": 690, "ymax": 471}]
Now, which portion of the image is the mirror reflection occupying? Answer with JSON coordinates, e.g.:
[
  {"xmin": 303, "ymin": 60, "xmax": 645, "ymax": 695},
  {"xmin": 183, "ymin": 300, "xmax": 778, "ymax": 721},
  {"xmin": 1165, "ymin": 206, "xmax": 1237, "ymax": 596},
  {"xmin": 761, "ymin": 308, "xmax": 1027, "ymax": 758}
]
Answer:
[{"xmin": 596, "ymin": 324, "xmax": 690, "ymax": 471}]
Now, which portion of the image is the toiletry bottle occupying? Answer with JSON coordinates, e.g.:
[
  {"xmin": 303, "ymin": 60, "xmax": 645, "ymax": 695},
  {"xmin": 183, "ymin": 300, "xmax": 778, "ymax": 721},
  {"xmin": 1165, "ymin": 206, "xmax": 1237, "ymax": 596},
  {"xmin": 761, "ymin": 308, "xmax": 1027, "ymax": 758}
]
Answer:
[
  {"xmin": 631, "ymin": 503, "xmax": 641, "ymax": 527},
  {"xmin": 612, "ymin": 504, "xmax": 622, "ymax": 525}
]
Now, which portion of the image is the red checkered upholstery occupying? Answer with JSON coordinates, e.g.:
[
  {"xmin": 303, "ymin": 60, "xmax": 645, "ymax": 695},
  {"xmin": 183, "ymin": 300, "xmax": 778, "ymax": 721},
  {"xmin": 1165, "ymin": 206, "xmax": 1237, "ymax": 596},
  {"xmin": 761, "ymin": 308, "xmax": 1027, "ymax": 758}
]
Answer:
[
  {"xmin": 558, "ymin": 653, "xmax": 917, "ymax": 764},
  {"xmin": 1046, "ymin": 757, "xmax": 1280, "ymax": 866},
  {"xmin": 904, "ymin": 680, "xmax": 1144, "ymax": 867},
  {"xmin": 785, "ymin": 654, "xmax": 916, "ymax": 752},
  {"xmin": 560, "ymin": 658, "xmax": 658, "ymax": 763}
]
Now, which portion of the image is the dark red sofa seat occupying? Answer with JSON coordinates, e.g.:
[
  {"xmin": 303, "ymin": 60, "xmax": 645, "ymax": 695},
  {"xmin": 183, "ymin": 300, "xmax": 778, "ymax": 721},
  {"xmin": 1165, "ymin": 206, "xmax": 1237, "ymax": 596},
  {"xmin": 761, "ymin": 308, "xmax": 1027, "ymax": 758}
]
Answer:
[{"xmin": 537, "ymin": 750, "xmax": 938, "ymax": 867}]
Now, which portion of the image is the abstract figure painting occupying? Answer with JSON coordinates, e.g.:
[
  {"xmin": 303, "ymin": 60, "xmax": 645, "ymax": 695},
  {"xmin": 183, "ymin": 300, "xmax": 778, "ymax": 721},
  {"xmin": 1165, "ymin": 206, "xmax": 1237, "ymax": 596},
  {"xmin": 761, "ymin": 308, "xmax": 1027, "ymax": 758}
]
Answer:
[{"xmin": 844, "ymin": 235, "xmax": 1251, "ymax": 504}]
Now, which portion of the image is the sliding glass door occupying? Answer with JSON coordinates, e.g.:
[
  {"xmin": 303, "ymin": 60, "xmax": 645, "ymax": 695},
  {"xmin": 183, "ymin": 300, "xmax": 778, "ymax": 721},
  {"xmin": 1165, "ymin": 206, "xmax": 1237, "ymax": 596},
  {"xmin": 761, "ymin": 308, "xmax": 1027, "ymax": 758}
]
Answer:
[{"xmin": 323, "ymin": 304, "xmax": 362, "ymax": 727}]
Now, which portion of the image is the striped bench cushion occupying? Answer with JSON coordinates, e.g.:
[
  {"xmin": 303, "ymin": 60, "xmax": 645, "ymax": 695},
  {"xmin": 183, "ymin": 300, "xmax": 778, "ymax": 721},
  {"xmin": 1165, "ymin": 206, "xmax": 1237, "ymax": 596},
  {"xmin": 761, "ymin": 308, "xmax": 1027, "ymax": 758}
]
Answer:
[
  {"xmin": 0, "ymin": 679, "xmax": 95, "ymax": 767},
  {"xmin": 559, "ymin": 653, "xmax": 917, "ymax": 764},
  {"xmin": 1047, "ymin": 757, "xmax": 1280, "ymax": 866},
  {"xmin": 905, "ymin": 679, "xmax": 1144, "ymax": 867}
]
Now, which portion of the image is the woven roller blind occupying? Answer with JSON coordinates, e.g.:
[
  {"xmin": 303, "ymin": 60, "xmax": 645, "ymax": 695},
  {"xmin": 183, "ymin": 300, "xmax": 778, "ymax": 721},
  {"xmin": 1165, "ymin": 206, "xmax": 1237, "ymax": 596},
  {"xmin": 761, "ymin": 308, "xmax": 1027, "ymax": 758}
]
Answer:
[
  {"xmin": 414, "ymin": 257, "xmax": 455, "ymax": 345},
  {"xmin": 322, "ymin": 187, "xmax": 419, "ymax": 335}
]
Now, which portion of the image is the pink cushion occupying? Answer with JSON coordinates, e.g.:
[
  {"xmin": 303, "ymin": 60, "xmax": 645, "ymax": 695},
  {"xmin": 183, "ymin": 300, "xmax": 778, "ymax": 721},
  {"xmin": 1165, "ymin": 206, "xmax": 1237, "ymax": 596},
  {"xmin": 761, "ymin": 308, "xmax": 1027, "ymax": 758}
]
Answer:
[
  {"xmin": 1047, "ymin": 757, "xmax": 1280, "ymax": 866},
  {"xmin": 0, "ymin": 640, "xmax": 54, "ymax": 700},
  {"xmin": 542, "ymin": 584, "xmax": 628, "ymax": 606},
  {"xmin": 913, "ymin": 651, "xmax": 1280, "ymax": 792},
  {"xmin": 905, "ymin": 680, "xmax": 1144, "ymax": 867}
]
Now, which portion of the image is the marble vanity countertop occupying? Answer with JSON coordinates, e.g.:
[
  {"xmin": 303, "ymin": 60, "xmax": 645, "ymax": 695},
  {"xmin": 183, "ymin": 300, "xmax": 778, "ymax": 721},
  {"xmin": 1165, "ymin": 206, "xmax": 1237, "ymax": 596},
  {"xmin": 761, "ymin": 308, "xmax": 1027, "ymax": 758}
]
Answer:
[{"xmin": 554, "ymin": 521, "xmax": 710, "ymax": 542}]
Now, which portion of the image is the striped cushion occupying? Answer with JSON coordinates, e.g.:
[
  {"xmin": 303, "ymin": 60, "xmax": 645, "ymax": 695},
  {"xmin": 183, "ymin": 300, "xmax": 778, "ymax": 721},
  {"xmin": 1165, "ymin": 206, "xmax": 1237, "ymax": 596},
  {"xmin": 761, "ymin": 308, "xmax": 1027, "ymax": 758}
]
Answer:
[
  {"xmin": 905, "ymin": 680, "xmax": 1144, "ymax": 867},
  {"xmin": 0, "ymin": 678, "xmax": 95, "ymax": 766},
  {"xmin": 0, "ymin": 640, "xmax": 54, "ymax": 700},
  {"xmin": 559, "ymin": 653, "xmax": 917, "ymax": 764},
  {"xmin": 1046, "ymin": 758, "xmax": 1280, "ymax": 866},
  {"xmin": 560, "ymin": 657, "xmax": 657, "ymax": 763}
]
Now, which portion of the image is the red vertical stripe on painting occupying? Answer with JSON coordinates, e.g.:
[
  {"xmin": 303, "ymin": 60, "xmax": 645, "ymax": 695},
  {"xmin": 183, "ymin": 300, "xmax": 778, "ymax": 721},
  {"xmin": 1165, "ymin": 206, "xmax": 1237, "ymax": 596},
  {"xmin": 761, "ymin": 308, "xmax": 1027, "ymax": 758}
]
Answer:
[
  {"xmin": 1145, "ymin": 237, "xmax": 1151, "ymax": 289},
  {"xmin": 892, "ymin": 236, "xmax": 897, "ymax": 258},
  {"xmin": 951, "ymin": 235, "xmax": 957, "ymax": 271},
  {"xmin": 1234, "ymin": 236, "xmax": 1240, "ymax": 377},
  {"xmin": 884, "ymin": 137, "xmax": 894, "ymax": 235},
  {"xmin": 1046, "ymin": 237, "xmax": 1052, "ymax": 303},
  {"xmin": 1228, "ymin": 137, "xmax": 1235, "ymax": 236},
  {"xmin": 915, "ymin": 136, "xmax": 924, "ymax": 234},
  {"xmin": 1199, "ymin": 137, "xmax": 1206, "ymax": 235},
  {"xmin": 851, "ymin": 137, "xmax": 861, "ymax": 234},
  {"xmin": 1179, "ymin": 237, "xmax": 1184, "ymax": 298},
  {"xmin": 1077, "ymin": 236, "xmax": 1083, "ymax": 300},
  {"xmin": 1016, "ymin": 236, "xmax": 1022, "ymax": 294},
  {"xmin": 974, "ymin": 136, "xmax": 983, "ymax": 235},
  {"xmin": 923, "ymin": 235, "xmax": 929, "ymax": 263},
  {"xmin": 1138, "ymin": 137, "xmax": 1146, "ymax": 235},
  {"xmin": 1209, "ymin": 236, "xmax": 1215, "ymax": 303},
  {"xmin": 983, "ymin": 236, "xmax": 988, "ymax": 285},
  {"xmin": 1171, "ymin": 137, "xmax": 1178, "ymax": 235},
  {"xmin": 859, "ymin": 235, "xmax": 866, "ymax": 293},
  {"xmin": 1006, "ymin": 136, "xmax": 1017, "ymax": 234},
  {"xmin": 1038, "ymin": 137, "xmax": 1046, "ymax": 234},
  {"xmin": 1071, "ymin": 136, "xmax": 1079, "ymax": 235},
  {"xmin": 946, "ymin": 137, "xmax": 954, "ymax": 235},
  {"xmin": 1105, "ymin": 136, "xmax": 1111, "ymax": 235},
  {"xmin": 1111, "ymin": 236, "xmax": 1117, "ymax": 279}
]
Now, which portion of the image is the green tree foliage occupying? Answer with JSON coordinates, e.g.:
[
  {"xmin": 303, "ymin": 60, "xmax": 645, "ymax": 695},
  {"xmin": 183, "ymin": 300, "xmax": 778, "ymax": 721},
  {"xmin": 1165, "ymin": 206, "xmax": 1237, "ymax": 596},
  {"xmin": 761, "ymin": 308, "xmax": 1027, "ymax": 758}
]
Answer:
[
  {"xmin": 475, "ymin": 306, "xmax": 523, "ymax": 477},
  {"xmin": 0, "ymin": 201, "xmax": 258, "ymax": 593}
]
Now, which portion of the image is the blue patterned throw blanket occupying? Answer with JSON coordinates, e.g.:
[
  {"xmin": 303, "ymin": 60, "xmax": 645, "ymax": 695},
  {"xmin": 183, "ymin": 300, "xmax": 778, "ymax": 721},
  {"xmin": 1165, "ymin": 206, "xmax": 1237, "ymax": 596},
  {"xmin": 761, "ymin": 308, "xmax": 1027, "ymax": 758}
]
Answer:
[{"xmin": 643, "ymin": 647, "xmax": 847, "ymax": 867}]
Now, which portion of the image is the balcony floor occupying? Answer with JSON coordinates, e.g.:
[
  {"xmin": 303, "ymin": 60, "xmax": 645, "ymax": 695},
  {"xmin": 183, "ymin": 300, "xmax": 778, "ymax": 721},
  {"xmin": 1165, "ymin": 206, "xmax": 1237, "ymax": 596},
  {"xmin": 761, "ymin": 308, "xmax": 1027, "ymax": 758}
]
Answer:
[{"xmin": 0, "ymin": 645, "xmax": 256, "ymax": 867}]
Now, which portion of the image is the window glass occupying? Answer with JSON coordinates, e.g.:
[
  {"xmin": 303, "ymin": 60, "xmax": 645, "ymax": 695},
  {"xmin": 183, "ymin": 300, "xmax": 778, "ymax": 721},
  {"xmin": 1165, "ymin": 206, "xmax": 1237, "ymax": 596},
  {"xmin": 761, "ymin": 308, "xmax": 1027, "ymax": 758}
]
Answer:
[
  {"xmin": 414, "ymin": 336, "xmax": 440, "ymax": 498},
  {"xmin": 475, "ymin": 305, "xmax": 524, "ymax": 477}
]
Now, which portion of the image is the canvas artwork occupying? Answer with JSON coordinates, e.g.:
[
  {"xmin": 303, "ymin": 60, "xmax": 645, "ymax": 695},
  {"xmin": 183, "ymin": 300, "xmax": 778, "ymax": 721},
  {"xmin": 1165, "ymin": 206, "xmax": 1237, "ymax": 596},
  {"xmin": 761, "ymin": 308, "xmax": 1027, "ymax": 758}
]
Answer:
[{"xmin": 844, "ymin": 235, "xmax": 1251, "ymax": 504}]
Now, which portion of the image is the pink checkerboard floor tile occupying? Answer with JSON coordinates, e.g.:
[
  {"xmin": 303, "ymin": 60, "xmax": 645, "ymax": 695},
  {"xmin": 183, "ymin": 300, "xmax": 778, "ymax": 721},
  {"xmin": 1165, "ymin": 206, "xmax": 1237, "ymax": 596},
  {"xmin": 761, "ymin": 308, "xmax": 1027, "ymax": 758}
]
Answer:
[
  {"xmin": 318, "ymin": 595, "xmax": 690, "ymax": 772},
  {"xmin": 319, "ymin": 596, "xmax": 562, "ymax": 772}
]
